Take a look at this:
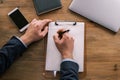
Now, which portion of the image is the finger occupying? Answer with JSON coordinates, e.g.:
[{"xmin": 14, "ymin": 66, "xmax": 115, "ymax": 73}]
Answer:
[
  {"xmin": 39, "ymin": 26, "xmax": 48, "ymax": 37},
  {"xmin": 30, "ymin": 19, "xmax": 38, "ymax": 26},
  {"xmin": 39, "ymin": 19, "xmax": 52, "ymax": 29},
  {"xmin": 32, "ymin": 18, "xmax": 37, "ymax": 22},
  {"xmin": 69, "ymin": 35, "xmax": 74, "ymax": 41},
  {"xmin": 31, "ymin": 21, "xmax": 39, "ymax": 28},
  {"xmin": 38, "ymin": 19, "xmax": 42, "ymax": 21},
  {"xmin": 63, "ymin": 33, "xmax": 69, "ymax": 39},
  {"xmin": 72, "ymin": 37, "xmax": 75, "ymax": 41},
  {"xmin": 53, "ymin": 33, "xmax": 59, "ymax": 41},
  {"xmin": 53, "ymin": 33, "xmax": 60, "ymax": 43},
  {"xmin": 63, "ymin": 33, "xmax": 73, "ymax": 40}
]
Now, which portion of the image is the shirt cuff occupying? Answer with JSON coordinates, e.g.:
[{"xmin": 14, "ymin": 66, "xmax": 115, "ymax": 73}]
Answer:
[
  {"xmin": 15, "ymin": 36, "xmax": 27, "ymax": 48},
  {"xmin": 62, "ymin": 58, "xmax": 77, "ymax": 64}
]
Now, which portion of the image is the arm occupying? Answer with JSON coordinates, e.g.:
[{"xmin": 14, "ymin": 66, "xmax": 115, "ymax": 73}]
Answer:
[
  {"xmin": 60, "ymin": 61, "xmax": 79, "ymax": 80},
  {"xmin": 0, "ymin": 19, "xmax": 52, "ymax": 75},
  {"xmin": 53, "ymin": 29, "xmax": 79, "ymax": 80},
  {"xmin": 0, "ymin": 36, "xmax": 26, "ymax": 75}
]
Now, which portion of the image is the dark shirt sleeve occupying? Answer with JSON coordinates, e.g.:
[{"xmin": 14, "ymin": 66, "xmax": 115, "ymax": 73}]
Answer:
[
  {"xmin": 60, "ymin": 61, "xmax": 79, "ymax": 80},
  {"xmin": 0, "ymin": 36, "xmax": 27, "ymax": 75}
]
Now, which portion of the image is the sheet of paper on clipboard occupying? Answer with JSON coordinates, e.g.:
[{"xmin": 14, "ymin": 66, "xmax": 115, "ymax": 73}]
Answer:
[{"xmin": 45, "ymin": 21, "xmax": 85, "ymax": 72}]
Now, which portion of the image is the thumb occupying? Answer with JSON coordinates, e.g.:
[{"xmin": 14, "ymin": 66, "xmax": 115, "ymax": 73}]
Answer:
[
  {"xmin": 39, "ymin": 26, "xmax": 48, "ymax": 37},
  {"xmin": 53, "ymin": 33, "xmax": 60, "ymax": 43}
]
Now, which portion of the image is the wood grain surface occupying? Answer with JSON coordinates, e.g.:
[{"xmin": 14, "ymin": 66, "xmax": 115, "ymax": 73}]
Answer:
[{"xmin": 0, "ymin": 0, "xmax": 120, "ymax": 80}]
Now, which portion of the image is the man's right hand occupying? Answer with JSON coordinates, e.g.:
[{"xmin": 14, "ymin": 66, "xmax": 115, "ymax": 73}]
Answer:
[{"xmin": 53, "ymin": 29, "xmax": 74, "ymax": 59}]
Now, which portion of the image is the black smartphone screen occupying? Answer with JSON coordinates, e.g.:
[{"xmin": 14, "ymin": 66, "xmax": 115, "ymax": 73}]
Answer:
[{"xmin": 9, "ymin": 9, "xmax": 28, "ymax": 29}]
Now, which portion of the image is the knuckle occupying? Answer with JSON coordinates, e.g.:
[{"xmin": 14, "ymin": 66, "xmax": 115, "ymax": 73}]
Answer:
[
  {"xmin": 39, "ymin": 23, "xmax": 42, "ymax": 26},
  {"xmin": 36, "ymin": 23, "xmax": 41, "ymax": 26},
  {"xmin": 31, "ymin": 22, "xmax": 35, "ymax": 26}
]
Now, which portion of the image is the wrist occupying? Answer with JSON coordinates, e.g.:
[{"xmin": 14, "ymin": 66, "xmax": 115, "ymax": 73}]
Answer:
[
  {"xmin": 20, "ymin": 35, "xmax": 33, "ymax": 46},
  {"xmin": 62, "ymin": 52, "xmax": 73, "ymax": 59}
]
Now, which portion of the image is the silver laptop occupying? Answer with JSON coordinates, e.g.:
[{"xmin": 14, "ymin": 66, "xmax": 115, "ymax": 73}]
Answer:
[{"xmin": 69, "ymin": 0, "xmax": 120, "ymax": 32}]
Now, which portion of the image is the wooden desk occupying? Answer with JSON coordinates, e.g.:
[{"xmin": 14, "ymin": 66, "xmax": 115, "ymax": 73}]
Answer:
[{"xmin": 0, "ymin": 0, "xmax": 120, "ymax": 80}]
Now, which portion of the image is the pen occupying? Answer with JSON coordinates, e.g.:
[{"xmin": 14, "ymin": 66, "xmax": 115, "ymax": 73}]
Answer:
[{"xmin": 58, "ymin": 29, "xmax": 70, "ymax": 39}]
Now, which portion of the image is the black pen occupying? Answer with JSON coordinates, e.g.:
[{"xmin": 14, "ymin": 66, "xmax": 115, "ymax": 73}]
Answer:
[{"xmin": 58, "ymin": 29, "xmax": 70, "ymax": 39}]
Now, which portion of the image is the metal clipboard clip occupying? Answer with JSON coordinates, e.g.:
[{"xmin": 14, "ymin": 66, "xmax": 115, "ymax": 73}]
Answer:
[{"xmin": 55, "ymin": 20, "xmax": 77, "ymax": 26}]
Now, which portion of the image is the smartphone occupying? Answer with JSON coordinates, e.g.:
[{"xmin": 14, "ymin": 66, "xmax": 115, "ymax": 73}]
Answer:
[{"xmin": 8, "ymin": 7, "xmax": 29, "ymax": 32}]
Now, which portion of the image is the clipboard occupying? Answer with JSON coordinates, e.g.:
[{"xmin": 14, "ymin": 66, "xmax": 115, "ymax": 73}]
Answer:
[{"xmin": 45, "ymin": 20, "xmax": 85, "ymax": 74}]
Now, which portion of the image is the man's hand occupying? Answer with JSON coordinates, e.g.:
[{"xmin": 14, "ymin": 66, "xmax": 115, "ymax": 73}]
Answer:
[
  {"xmin": 53, "ymin": 29, "xmax": 74, "ymax": 59},
  {"xmin": 20, "ymin": 19, "xmax": 52, "ymax": 45}
]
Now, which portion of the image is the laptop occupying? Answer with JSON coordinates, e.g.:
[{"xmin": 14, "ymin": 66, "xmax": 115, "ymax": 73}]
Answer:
[{"xmin": 69, "ymin": 0, "xmax": 120, "ymax": 32}]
